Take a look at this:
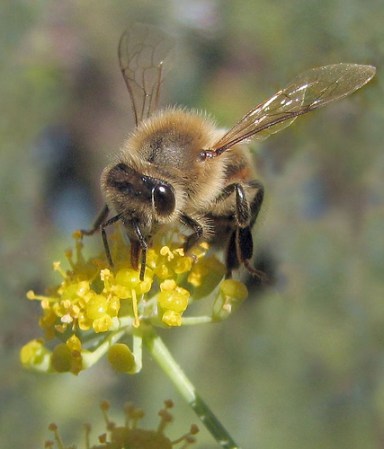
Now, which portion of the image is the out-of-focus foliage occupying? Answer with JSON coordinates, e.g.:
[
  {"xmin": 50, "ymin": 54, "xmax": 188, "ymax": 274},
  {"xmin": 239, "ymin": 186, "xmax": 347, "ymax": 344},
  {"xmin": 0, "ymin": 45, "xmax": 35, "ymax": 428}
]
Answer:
[{"xmin": 1, "ymin": 1, "xmax": 383, "ymax": 448}]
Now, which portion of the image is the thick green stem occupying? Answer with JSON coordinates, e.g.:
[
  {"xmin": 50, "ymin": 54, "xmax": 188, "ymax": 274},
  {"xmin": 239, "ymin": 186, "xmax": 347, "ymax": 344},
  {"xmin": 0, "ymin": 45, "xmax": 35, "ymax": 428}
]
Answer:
[{"xmin": 143, "ymin": 329, "xmax": 241, "ymax": 449}]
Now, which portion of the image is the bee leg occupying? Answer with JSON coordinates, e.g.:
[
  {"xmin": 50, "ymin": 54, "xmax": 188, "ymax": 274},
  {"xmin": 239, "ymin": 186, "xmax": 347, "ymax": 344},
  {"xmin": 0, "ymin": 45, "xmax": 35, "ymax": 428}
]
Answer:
[
  {"xmin": 247, "ymin": 180, "xmax": 265, "ymax": 226},
  {"xmin": 180, "ymin": 214, "xmax": 204, "ymax": 253},
  {"xmin": 225, "ymin": 230, "xmax": 239, "ymax": 276},
  {"xmin": 130, "ymin": 219, "xmax": 148, "ymax": 281},
  {"xmin": 219, "ymin": 181, "xmax": 265, "ymax": 278},
  {"xmin": 79, "ymin": 203, "xmax": 120, "ymax": 268},
  {"xmin": 80, "ymin": 204, "xmax": 110, "ymax": 236},
  {"xmin": 232, "ymin": 226, "xmax": 267, "ymax": 280},
  {"xmin": 226, "ymin": 226, "xmax": 257, "ymax": 275},
  {"xmin": 99, "ymin": 213, "xmax": 123, "ymax": 267}
]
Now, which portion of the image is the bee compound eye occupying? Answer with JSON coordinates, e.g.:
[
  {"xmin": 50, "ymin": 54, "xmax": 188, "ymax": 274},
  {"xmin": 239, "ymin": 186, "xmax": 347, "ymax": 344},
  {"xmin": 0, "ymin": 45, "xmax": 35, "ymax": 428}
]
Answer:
[{"xmin": 153, "ymin": 184, "xmax": 175, "ymax": 217}]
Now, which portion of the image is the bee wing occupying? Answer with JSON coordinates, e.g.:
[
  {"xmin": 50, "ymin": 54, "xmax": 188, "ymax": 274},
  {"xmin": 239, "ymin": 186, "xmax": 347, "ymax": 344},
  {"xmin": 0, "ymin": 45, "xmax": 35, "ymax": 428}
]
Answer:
[
  {"xmin": 212, "ymin": 63, "xmax": 376, "ymax": 153},
  {"xmin": 118, "ymin": 23, "xmax": 174, "ymax": 126}
]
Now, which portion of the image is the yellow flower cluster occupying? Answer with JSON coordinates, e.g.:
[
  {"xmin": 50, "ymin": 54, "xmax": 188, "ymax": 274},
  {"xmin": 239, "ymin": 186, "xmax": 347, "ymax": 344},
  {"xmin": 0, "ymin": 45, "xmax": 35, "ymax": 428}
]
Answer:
[
  {"xmin": 45, "ymin": 399, "xmax": 199, "ymax": 449},
  {"xmin": 21, "ymin": 229, "xmax": 248, "ymax": 374}
]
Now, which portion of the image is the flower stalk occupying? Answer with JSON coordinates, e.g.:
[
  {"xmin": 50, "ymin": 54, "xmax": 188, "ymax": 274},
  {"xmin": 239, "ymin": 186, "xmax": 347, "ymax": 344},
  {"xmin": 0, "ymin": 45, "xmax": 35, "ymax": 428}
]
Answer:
[{"xmin": 143, "ymin": 328, "xmax": 242, "ymax": 449}]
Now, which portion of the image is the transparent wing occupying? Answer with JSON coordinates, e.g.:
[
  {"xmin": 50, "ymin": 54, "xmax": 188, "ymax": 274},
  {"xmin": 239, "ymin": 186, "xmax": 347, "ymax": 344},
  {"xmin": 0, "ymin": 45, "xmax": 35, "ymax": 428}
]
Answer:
[
  {"xmin": 212, "ymin": 63, "xmax": 376, "ymax": 153},
  {"xmin": 118, "ymin": 23, "xmax": 174, "ymax": 126}
]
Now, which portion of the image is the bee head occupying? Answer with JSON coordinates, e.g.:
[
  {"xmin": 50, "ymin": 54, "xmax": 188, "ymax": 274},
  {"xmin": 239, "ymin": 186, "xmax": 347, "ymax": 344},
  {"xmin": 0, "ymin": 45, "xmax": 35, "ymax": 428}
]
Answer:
[{"xmin": 102, "ymin": 163, "xmax": 176, "ymax": 219}]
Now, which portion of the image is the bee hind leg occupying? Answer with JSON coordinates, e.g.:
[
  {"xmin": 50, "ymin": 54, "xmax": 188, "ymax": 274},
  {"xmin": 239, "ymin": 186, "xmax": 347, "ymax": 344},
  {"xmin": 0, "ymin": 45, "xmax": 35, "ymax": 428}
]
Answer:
[
  {"xmin": 224, "ymin": 180, "xmax": 266, "ymax": 281},
  {"xmin": 226, "ymin": 227, "xmax": 267, "ymax": 281}
]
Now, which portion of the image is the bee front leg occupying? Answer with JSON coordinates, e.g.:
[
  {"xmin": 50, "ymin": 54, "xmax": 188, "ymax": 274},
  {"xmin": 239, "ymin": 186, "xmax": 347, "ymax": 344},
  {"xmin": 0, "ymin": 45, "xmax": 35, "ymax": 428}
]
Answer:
[
  {"xmin": 80, "ymin": 204, "xmax": 110, "ymax": 236},
  {"xmin": 100, "ymin": 213, "xmax": 123, "ymax": 267},
  {"xmin": 130, "ymin": 219, "xmax": 148, "ymax": 281},
  {"xmin": 79, "ymin": 203, "xmax": 119, "ymax": 267}
]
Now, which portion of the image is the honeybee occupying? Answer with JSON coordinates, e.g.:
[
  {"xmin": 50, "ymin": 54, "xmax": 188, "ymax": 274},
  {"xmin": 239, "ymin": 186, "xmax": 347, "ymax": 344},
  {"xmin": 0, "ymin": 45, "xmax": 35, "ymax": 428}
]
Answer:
[{"xmin": 82, "ymin": 24, "xmax": 375, "ymax": 281}]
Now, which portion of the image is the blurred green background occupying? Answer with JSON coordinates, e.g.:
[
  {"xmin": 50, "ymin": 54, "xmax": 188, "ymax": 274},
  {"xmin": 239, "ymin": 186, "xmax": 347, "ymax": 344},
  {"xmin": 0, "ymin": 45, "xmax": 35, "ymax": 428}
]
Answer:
[{"xmin": 1, "ymin": 1, "xmax": 383, "ymax": 448}]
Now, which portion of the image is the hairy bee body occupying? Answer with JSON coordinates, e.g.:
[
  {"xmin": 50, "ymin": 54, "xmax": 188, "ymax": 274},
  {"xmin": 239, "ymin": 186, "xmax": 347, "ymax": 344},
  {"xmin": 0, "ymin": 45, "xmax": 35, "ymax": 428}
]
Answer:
[
  {"xmin": 101, "ymin": 108, "xmax": 257, "ymax": 261},
  {"xmin": 81, "ymin": 24, "xmax": 375, "ymax": 280}
]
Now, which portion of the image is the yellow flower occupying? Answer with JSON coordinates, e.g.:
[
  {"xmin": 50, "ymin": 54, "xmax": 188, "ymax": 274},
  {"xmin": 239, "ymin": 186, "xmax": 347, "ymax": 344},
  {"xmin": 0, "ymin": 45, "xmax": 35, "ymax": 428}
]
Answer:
[
  {"xmin": 46, "ymin": 400, "xmax": 199, "ymax": 449},
  {"xmin": 108, "ymin": 343, "xmax": 136, "ymax": 373},
  {"xmin": 158, "ymin": 280, "xmax": 190, "ymax": 326},
  {"xmin": 21, "ymin": 228, "xmax": 248, "ymax": 374},
  {"xmin": 20, "ymin": 339, "xmax": 51, "ymax": 372},
  {"xmin": 213, "ymin": 279, "xmax": 249, "ymax": 321}
]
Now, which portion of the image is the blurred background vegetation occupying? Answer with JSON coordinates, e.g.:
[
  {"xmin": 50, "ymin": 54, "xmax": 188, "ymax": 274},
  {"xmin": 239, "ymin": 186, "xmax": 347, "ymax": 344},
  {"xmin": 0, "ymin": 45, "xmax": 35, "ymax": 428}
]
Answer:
[{"xmin": 1, "ymin": 1, "xmax": 383, "ymax": 448}]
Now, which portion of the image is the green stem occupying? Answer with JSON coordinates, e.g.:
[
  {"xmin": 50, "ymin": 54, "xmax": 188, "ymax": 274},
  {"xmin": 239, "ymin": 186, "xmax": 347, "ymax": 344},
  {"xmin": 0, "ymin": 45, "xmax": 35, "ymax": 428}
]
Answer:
[{"xmin": 143, "ymin": 328, "xmax": 241, "ymax": 449}]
